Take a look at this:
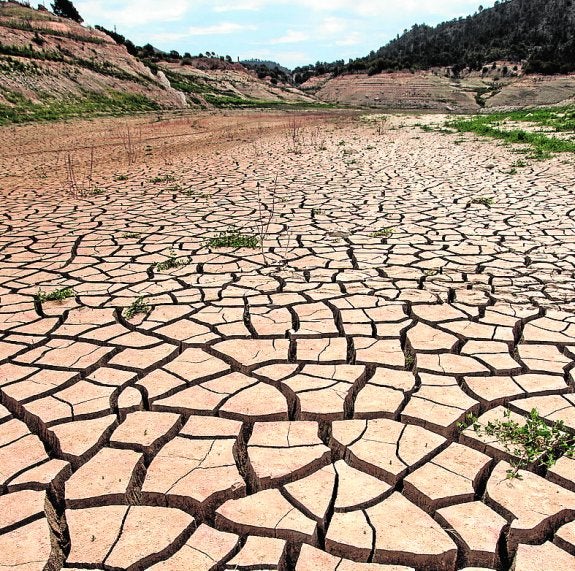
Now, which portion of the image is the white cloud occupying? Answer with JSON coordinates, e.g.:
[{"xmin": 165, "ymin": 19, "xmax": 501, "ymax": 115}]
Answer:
[
  {"xmin": 76, "ymin": 0, "xmax": 191, "ymax": 27},
  {"xmin": 188, "ymin": 22, "xmax": 257, "ymax": 35},
  {"xmin": 216, "ymin": 0, "xmax": 463, "ymax": 18},
  {"xmin": 270, "ymin": 30, "xmax": 309, "ymax": 44},
  {"xmin": 213, "ymin": 1, "xmax": 265, "ymax": 12},
  {"xmin": 317, "ymin": 17, "xmax": 348, "ymax": 37},
  {"xmin": 336, "ymin": 32, "xmax": 363, "ymax": 46}
]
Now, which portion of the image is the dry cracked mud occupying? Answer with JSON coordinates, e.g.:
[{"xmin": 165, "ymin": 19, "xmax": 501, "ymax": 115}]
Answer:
[{"xmin": 1, "ymin": 110, "xmax": 575, "ymax": 570}]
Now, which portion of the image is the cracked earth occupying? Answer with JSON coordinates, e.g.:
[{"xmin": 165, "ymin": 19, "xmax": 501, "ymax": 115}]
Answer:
[{"xmin": 1, "ymin": 111, "xmax": 575, "ymax": 570}]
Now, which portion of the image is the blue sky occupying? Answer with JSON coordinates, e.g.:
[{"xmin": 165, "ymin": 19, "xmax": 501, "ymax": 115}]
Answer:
[{"xmin": 73, "ymin": 1, "xmax": 494, "ymax": 68}]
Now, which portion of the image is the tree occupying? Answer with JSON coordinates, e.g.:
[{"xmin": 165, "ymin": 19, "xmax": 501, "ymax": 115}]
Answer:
[{"xmin": 51, "ymin": 0, "xmax": 83, "ymax": 23}]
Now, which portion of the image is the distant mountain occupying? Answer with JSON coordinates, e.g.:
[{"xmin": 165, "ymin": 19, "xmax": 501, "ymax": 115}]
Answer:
[{"xmin": 294, "ymin": 0, "xmax": 575, "ymax": 82}]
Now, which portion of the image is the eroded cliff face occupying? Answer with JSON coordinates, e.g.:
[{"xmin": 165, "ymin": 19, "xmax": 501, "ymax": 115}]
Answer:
[
  {"xmin": 0, "ymin": 2, "xmax": 313, "ymax": 117},
  {"xmin": 305, "ymin": 69, "xmax": 575, "ymax": 112}
]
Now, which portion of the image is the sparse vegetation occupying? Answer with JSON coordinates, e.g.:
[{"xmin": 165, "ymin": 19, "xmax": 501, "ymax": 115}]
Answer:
[
  {"xmin": 154, "ymin": 250, "xmax": 189, "ymax": 272},
  {"xmin": 461, "ymin": 408, "xmax": 575, "ymax": 480},
  {"xmin": 36, "ymin": 287, "xmax": 75, "ymax": 303},
  {"xmin": 149, "ymin": 175, "xmax": 176, "ymax": 184},
  {"xmin": 466, "ymin": 196, "xmax": 494, "ymax": 208},
  {"xmin": 0, "ymin": 91, "xmax": 160, "ymax": 126},
  {"xmin": 371, "ymin": 227, "xmax": 394, "ymax": 238},
  {"xmin": 208, "ymin": 228, "xmax": 259, "ymax": 249},
  {"xmin": 121, "ymin": 231, "xmax": 141, "ymax": 239},
  {"xmin": 448, "ymin": 107, "xmax": 575, "ymax": 158},
  {"xmin": 123, "ymin": 296, "xmax": 150, "ymax": 319}
]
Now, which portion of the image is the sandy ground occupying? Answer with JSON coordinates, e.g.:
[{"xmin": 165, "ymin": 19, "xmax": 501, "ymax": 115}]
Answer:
[{"xmin": 1, "ymin": 110, "xmax": 575, "ymax": 570}]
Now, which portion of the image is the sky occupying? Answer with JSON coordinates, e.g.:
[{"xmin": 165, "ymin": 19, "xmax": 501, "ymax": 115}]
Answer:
[{"xmin": 72, "ymin": 1, "xmax": 495, "ymax": 68}]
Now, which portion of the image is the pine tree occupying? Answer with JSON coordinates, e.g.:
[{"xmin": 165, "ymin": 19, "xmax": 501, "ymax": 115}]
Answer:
[{"xmin": 51, "ymin": 0, "xmax": 83, "ymax": 24}]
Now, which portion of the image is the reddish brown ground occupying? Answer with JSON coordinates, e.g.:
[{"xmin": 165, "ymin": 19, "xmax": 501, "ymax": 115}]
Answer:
[{"xmin": 0, "ymin": 110, "xmax": 574, "ymax": 571}]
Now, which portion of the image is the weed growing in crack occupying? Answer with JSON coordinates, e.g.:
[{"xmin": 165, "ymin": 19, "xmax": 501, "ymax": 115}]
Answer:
[
  {"xmin": 254, "ymin": 177, "xmax": 280, "ymax": 265},
  {"xmin": 154, "ymin": 250, "xmax": 189, "ymax": 272},
  {"xmin": 121, "ymin": 231, "xmax": 141, "ymax": 239},
  {"xmin": 460, "ymin": 409, "xmax": 575, "ymax": 480},
  {"xmin": 149, "ymin": 175, "xmax": 176, "ymax": 184},
  {"xmin": 208, "ymin": 228, "xmax": 259, "ymax": 249},
  {"xmin": 114, "ymin": 174, "xmax": 129, "ymax": 181},
  {"xmin": 36, "ymin": 287, "xmax": 75, "ymax": 303},
  {"xmin": 123, "ymin": 297, "xmax": 150, "ymax": 319},
  {"xmin": 371, "ymin": 227, "xmax": 395, "ymax": 238},
  {"xmin": 466, "ymin": 196, "xmax": 494, "ymax": 209}
]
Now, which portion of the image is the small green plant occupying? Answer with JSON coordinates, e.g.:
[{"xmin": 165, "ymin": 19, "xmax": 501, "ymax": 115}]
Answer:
[
  {"xmin": 371, "ymin": 227, "xmax": 394, "ymax": 238},
  {"xmin": 457, "ymin": 412, "xmax": 480, "ymax": 432},
  {"xmin": 121, "ymin": 231, "xmax": 141, "ymax": 239},
  {"xmin": 405, "ymin": 354, "xmax": 415, "ymax": 369},
  {"xmin": 91, "ymin": 187, "xmax": 105, "ymax": 195},
  {"xmin": 464, "ymin": 408, "xmax": 575, "ymax": 480},
  {"xmin": 154, "ymin": 250, "xmax": 189, "ymax": 272},
  {"xmin": 149, "ymin": 175, "xmax": 176, "ymax": 184},
  {"xmin": 114, "ymin": 174, "xmax": 129, "ymax": 181},
  {"xmin": 36, "ymin": 287, "xmax": 75, "ymax": 303},
  {"xmin": 466, "ymin": 196, "xmax": 494, "ymax": 208},
  {"xmin": 513, "ymin": 159, "xmax": 528, "ymax": 168},
  {"xmin": 123, "ymin": 297, "xmax": 150, "ymax": 319},
  {"xmin": 208, "ymin": 228, "xmax": 259, "ymax": 249},
  {"xmin": 448, "ymin": 107, "xmax": 575, "ymax": 157},
  {"xmin": 424, "ymin": 268, "xmax": 439, "ymax": 276}
]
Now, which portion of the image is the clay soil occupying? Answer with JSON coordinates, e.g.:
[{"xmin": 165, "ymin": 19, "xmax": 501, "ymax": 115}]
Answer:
[{"xmin": 1, "ymin": 110, "xmax": 575, "ymax": 571}]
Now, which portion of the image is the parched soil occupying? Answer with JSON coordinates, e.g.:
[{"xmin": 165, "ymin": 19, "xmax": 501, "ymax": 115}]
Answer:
[{"xmin": 1, "ymin": 110, "xmax": 575, "ymax": 570}]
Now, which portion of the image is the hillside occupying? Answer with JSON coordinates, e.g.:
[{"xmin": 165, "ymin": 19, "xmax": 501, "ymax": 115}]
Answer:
[
  {"xmin": 295, "ymin": 0, "xmax": 575, "ymax": 80},
  {"xmin": 0, "ymin": 1, "xmax": 185, "ymax": 119},
  {"xmin": 298, "ymin": 0, "xmax": 575, "ymax": 111},
  {"xmin": 360, "ymin": 0, "xmax": 575, "ymax": 76},
  {"xmin": 303, "ymin": 67, "xmax": 575, "ymax": 112},
  {"xmin": 155, "ymin": 58, "xmax": 314, "ymax": 108},
  {"xmin": 0, "ymin": 2, "xmax": 312, "ymax": 123}
]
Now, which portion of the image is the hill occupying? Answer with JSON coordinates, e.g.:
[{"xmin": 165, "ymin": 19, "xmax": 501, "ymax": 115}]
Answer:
[
  {"xmin": 296, "ymin": 0, "xmax": 575, "ymax": 111},
  {"xmin": 0, "ymin": 1, "xmax": 185, "ymax": 121},
  {"xmin": 362, "ymin": 0, "xmax": 575, "ymax": 76},
  {"xmin": 295, "ymin": 0, "xmax": 575, "ymax": 80},
  {"xmin": 0, "ymin": 2, "xmax": 312, "ymax": 124}
]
